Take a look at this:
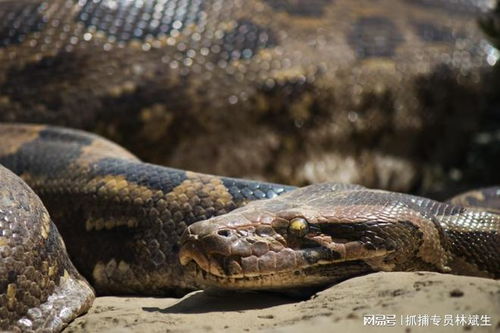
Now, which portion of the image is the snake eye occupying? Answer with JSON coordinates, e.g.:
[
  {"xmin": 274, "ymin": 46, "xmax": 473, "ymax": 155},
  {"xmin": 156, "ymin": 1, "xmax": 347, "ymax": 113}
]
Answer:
[{"xmin": 288, "ymin": 217, "xmax": 309, "ymax": 238}]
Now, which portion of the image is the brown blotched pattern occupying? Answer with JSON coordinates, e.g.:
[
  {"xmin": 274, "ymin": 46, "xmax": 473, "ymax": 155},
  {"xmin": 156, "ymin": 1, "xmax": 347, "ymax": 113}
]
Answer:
[
  {"xmin": 0, "ymin": 0, "xmax": 498, "ymax": 195},
  {"xmin": 0, "ymin": 124, "xmax": 293, "ymax": 330},
  {"xmin": 0, "ymin": 124, "xmax": 499, "ymax": 332},
  {"xmin": 0, "ymin": 165, "xmax": 94, "ymax": 332}
]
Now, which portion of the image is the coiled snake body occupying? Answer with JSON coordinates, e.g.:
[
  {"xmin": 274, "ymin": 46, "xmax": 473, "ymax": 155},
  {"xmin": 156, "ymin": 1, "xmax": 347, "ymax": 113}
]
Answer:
[
  {"xmin": 0, "ymin": 0, "xmax": 498, "ymax": 193},
  {"xmin": 0, "ymin": 124, "xmax": 499, "ymax": 332},
  {"xmin": 0, "ymin": 124, "xmax": 293, "ymax": 332},
  {"xmin": 1, "ymin": 0, "xmax": 500, "ymax": 331}
]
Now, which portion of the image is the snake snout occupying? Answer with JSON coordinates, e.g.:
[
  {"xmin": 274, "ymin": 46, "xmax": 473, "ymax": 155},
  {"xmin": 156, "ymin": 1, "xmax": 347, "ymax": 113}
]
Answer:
[
  {"xmin": 179, "ymin": 215, "xmax": 289, "ymax": 278},
  {"xmin": 179, "ymin": 220, "xmax": 240, "ymax": 277}
]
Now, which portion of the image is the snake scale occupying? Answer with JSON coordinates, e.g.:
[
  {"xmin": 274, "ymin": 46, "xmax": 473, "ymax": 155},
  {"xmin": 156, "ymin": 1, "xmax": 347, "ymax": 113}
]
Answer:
[
  {"xmin": 0, "ymin": 124, "xmax": 499, "ymax": 332},
  {"xmin": 0, "ymin": 0, "xmax": 500, "ymax": 332},
  {"xmin": 1, "ymin": 0, "xmax": 499, "ymax": 193},
  {"xmin": 0, "ymin": 124, "xmax": 294, "ymax": 332}
]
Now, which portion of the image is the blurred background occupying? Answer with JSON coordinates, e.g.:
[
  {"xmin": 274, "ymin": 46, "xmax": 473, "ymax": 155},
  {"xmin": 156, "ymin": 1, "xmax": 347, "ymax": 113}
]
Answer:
[{"xmin": 0, "ymin": 0, "xmax": 499, "ymax": 199}]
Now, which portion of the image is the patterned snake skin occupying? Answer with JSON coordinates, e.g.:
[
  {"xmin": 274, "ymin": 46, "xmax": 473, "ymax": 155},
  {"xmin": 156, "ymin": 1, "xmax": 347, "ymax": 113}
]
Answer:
[
  {"xmin": 180, "ymin": 183, "xmax": 500, "ymax": 290},
  {"xmin": 0, "ymin": 165, "xmax": 93, "ymax": 332},
  {"xmin": 1, "ymin": 0, "xmax": 500, "ymax": 332},
  {"xmin": 1, "ymin": 0, "xmax": 499, "ymax": 192},
  {"xmin": 0, "ymin": 124, "xmax": 293, "ymax": 332},
  {"xmin": 0, "ymin": 124, "xmax": 499, "ymax": 332}
]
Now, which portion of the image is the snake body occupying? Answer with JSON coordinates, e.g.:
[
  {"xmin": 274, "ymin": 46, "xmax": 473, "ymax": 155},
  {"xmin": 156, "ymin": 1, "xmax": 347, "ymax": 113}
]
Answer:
[
  {"xmin": 0, "ymin": 124, "xmax": 293, "ymax": 332},
  {"xmin": 0, "ymin": 0, "xmax": 498, "ymax": 193},
  {"xmin": 0, "ymin": 165, "xmax": 93, "ymax": 332},
  {"xmin": 0, "ymin": 124, "xmax": 499, "ymax": 332},
  {"xmin": 1, "ymin": 0, "xmax": 500, "ymax": 331}
]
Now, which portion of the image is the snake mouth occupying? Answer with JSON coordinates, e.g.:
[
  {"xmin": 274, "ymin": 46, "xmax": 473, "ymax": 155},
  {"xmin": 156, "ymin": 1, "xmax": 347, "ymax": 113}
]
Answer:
[
  {"xmin": 180, "ymin": 240, "xmax": 310, "ymax": 279},
  {"xmin": 179, "ymin": 235, "xmax": 376, "ymax": 289},
  {"xmin": 180, "ymin": 244, "xmax": 375, "ymax": 289},
  {"xmin": 180, "ymin": 233, "xmax": 324, "ymax": 275}
]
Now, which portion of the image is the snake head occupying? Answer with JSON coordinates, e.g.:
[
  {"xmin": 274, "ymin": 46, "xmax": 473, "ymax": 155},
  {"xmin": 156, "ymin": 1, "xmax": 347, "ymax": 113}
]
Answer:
[{"xmin": 179, "ymin": 183, "xmax": 438, "ymax": 290}]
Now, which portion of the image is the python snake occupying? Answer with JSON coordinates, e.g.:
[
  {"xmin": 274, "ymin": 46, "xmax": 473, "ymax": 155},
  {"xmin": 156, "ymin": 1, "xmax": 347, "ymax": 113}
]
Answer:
[
  {"xmin": 1, "ymin": 0, "xmax": 500, "ymax": 332},
  {"xmin": 1, "ymin": 0, "xmax": 499, "ymax": 192},
  {"xmin": 0, "ymin": 124, "xmax": 499, "ymax": 332},
  {"xmin": 0, "ymin": 124, "xmax": 294, "ymax": 332}
]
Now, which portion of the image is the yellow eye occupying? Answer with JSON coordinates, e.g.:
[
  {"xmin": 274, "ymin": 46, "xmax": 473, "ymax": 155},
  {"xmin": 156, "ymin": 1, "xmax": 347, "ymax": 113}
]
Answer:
[{"xmin": 288, "ymin": 217, "xmax": 309, "ymax": 238}]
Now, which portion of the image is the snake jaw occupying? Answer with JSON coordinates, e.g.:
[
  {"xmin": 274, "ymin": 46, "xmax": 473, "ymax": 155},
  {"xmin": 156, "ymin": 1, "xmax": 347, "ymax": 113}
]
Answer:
[
  {"xmin": 179, "ymin": 213, "xmax": 406, "ymax": 289},
  {"xmin": 180, "ymin": 225, "xmax": 400, "ymax": 289},
  {"xmin": 181, "ymin": 221, "xmax": 341, "ymax": 282}
]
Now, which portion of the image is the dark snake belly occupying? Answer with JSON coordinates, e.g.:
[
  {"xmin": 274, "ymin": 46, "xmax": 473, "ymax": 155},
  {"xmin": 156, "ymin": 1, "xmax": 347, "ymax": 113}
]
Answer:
[{"xmin": 1, "ymin": 124, "xmax": 499, "ymax": 332}]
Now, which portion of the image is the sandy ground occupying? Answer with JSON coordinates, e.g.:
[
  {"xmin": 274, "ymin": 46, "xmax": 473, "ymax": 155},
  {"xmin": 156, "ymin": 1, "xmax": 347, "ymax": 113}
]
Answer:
[{"xmin": 65, "ymin": 272, "xmax": 500, "ymax": 333}]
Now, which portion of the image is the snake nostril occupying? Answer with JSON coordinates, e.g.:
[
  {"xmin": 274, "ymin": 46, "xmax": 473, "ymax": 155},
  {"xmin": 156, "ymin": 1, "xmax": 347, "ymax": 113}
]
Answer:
[{"xmin": 217, "ymin": 229, "xmax": 231, "ymax": 237}]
